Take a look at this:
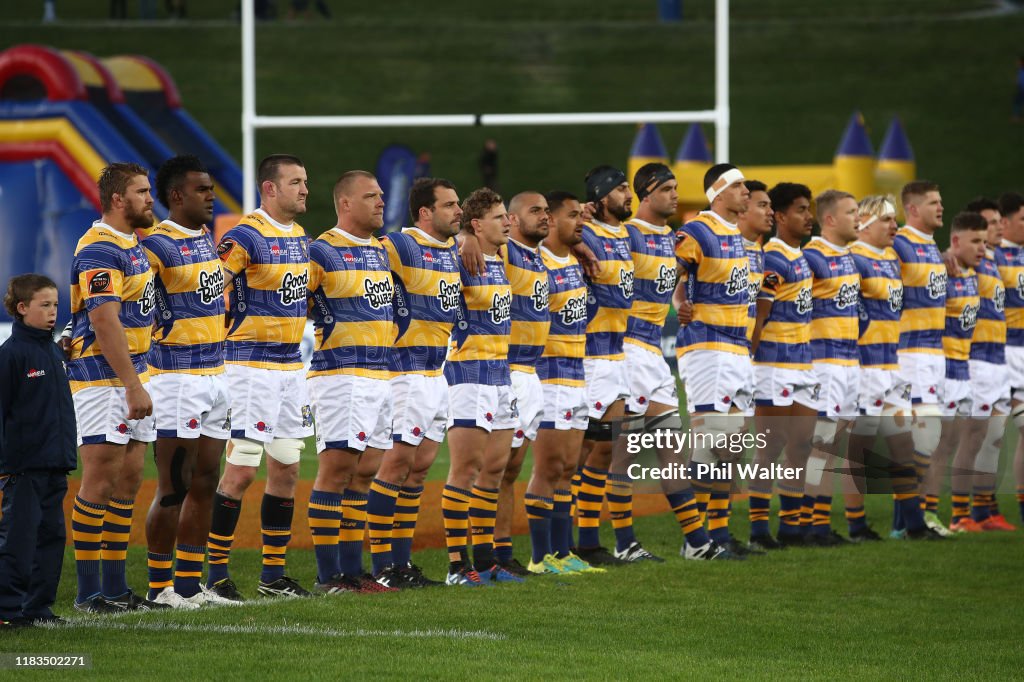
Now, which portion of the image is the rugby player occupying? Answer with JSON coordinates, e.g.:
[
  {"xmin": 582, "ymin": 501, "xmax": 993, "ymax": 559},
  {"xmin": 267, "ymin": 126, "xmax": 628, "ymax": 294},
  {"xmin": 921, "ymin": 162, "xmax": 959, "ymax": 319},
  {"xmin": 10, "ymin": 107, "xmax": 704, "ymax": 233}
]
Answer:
[
  {"xmin": 365, "ymin": 178, "xmax": 462, "ymax": 589},
  {"xmin": 69, "ymin": 163, "xmax": 164, "ymax": 612},
  {"xmin": 205, "ymin": 154, "xmax": 314, "ymax": 599},
  {"xmin": 142, "ymin": 155, "xmax": 233, "ymax": 608}
]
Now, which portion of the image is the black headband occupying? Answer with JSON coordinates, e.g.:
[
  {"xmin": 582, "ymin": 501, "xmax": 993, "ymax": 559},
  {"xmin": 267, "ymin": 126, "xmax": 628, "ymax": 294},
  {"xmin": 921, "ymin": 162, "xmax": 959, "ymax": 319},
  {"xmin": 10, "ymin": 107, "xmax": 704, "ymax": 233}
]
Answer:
[
  {"xmin": 585, "ymin": 167, "xmax": 627, "ymax": 203},
  {"xmin": 635, "ymin": 166, "xmax": 675, "ymax": 202}
]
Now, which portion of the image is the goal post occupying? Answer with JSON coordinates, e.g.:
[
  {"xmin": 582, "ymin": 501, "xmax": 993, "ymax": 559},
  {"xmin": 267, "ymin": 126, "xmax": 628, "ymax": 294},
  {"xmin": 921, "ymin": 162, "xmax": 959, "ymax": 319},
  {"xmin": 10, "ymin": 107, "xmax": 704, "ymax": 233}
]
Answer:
[{"xmin": 241, "ymin": 0, "xmax": 730, "ymax": 211}]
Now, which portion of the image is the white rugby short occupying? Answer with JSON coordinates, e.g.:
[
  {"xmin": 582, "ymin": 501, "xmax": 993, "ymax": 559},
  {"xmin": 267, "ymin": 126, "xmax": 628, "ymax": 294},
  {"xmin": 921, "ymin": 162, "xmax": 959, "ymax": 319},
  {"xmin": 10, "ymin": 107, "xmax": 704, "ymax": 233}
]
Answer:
[
  {"xmin": 1004, "ymin": 346, "xmax": 1024, "ymax": 402},
  {"xmin": 682, "ymin": 349, "xmax": 753, "ymax": 414},
  {"xmin": 511, "ymin": 370, "xmax": 543, "ymax": 448},
  {"xmin": 754, "ymin": 364, "xmax": 819, "ymax": 410},
  {"xmin": 897, "ymin": 351, "xmax": 944, "ymax": 405},
  {"xmin": 448, "ymin": 383, "xmax": 518, "ymax": 432},
  {"xmin": 858, "ymin": 367, "xmax": 911, "ymax": 415},
  {"xmin": 224, "ymin": 363, "xmax": 314, "ymax": 443},
  {"xmin": 940, "ymin": 377, "xmax": 972, "ymax": 418},
  {"xmin": 391, "ymin": 373, "xmax": 448, "ymax": 446},
  {"xmin": 583, "ymin": 357, "xmax": 629, "ymax": 419},
  {"xmin": 812, "ymin": 362, "xmax": 860, "ymax": 420},
  {"xmin": 624, "ymin": 342, "xmax": 678, "ymax": 415},
  {"xmin": 149, "ymin": 371, "xmax": 230, "ymax": 440},
  {"xmin": 539, "ymin": 383, "xmax": 589, "ymax": 431},
  {"xmin": 74, "ymin": 384, "xmax": 157, "ymax": 446},
  {"xmin": 309, "ymin": 373, "xmax": 393, "ymax": 453},
  {"xmin": 969, "ymin": 359, "xmax": 1010, "ymax": 417}
]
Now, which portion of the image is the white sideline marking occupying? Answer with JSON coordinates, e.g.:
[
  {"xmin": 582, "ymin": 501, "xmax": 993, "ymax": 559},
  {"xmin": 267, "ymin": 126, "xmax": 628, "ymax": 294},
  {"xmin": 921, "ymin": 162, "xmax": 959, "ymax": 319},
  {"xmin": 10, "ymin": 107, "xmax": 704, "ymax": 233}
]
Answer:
[{"xmin": 52, "ymin": 619, "xmax": 506, "ymax": 641}]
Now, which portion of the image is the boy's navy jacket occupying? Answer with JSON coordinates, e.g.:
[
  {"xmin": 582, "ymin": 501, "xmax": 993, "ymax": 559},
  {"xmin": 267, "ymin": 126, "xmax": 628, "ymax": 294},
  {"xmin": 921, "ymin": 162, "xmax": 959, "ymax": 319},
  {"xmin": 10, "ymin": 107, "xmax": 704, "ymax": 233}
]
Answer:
[{"xmin": 0, "ymin": 320, "xmax": 76, "ymax": 473}]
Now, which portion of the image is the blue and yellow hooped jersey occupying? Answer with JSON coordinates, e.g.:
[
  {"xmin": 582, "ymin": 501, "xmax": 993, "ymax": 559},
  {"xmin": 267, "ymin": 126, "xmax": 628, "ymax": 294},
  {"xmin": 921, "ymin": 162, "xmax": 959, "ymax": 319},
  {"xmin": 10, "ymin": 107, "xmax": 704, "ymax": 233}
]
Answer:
[
  {"xmin": 308, "ymin": 228, "xmax": 394, "ymax": 380},
  {"xmin": 539, "ymin": 247, "xmax": 588, "ymax": 387},
  {"xmin": 218, "ymin": 209, "xmax": 310, "ymax": 370},
  {"xmin": 142, "ymin": 221, "xmax": 226, "ymax": 375},
  {"xmin": 504, "ymin": 239, "xmax": 550, "ymax": 374},
  {"xmin": 624, "ymin": 218, "xmax": 677, "ymax": 354},
  {"xmin": 995, "ymin": 240, "xmax": 1024, "ymax": 348},
  {"xmin": 755, "ymin": 238, "xmax": 813, "ymax": 369},
  {"xmin": 850, "ymin": 241, "xmax": 903, "ymax": 370},
  {"xmin": 445, "ymin": 255, "xmax": 512, "ymax": 386},
  {"xmin": 744, "ymin": 238, "xmax": 765, "ymax": 347},
  {"xmin": 944, "ymin": 269, "xmax": 979, "ymax": 379},
  {"xmin": 580, "ymin": 220, "xmax": 633, "ymax": 360},
  {"xmin": 803, "ymin": 237, "xmax": 860, "ymax": 366},
  {"xmin": 68, "ymin": 222, "xmax": 155, "ymax": 390},
  {"xmin": 893, "ymin": 226, "xmax": 946, "ymax": 355},
  {"xmin": 382, "ymin": 227, "xmax": 461, "ymax": 376},
  {"xmin": 674, "ymin": 211, "xmax": 749, "ymax": 357},
  {"xmin": 972, "ymin": 254, "xmax": 1005, "ymax": 364}
]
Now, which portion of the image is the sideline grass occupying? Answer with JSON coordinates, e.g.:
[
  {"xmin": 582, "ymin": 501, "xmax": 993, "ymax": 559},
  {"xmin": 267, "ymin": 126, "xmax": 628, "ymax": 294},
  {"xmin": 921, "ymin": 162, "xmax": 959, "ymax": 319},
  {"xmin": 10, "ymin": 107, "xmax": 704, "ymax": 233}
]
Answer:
[{"xmin": 3, "ymin": 496, "xmax": 1021, "ymax": 680}]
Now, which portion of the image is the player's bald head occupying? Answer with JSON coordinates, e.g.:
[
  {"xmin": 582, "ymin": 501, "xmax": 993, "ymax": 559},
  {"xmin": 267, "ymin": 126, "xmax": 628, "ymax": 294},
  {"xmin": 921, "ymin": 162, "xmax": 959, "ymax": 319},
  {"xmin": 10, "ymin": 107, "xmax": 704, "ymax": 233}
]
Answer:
[
  {"xmin": 508, "ymin": 191, "xmax": 544, "ymax": 217},
  {"xmin": 333, "ymin": 170, "xmax": 377, "ymax": 204}
]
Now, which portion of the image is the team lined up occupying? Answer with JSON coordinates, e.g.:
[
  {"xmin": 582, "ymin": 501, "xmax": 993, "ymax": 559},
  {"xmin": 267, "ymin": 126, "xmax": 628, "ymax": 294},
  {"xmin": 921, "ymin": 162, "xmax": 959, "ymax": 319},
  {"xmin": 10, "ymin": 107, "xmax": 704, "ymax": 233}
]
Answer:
[{"xmin": 63, "ymin": 152, "xmax": 1022, "ymax": 612}]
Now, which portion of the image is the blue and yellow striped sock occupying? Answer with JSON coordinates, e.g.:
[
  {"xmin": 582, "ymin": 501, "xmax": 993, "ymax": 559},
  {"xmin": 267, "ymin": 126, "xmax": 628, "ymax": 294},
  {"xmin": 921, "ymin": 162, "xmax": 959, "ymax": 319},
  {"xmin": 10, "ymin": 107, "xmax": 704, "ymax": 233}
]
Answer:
[
  {"xmin": 576, "ymin": 466, "xmax": 607, "ymax": 548},
  {"xmin": 845, "ymin": 505, "xmax": 868, "ymax": 534},
  {"xmin": 174, "ymin": 544, "xmax": 205, "ymax": 598},
  {"xmin": 606, "ymin": 473, "xmax": 635, "ymax": 552},
  {"xmin": 777, "ymin": 489, "xmax": 803, "ymax": 538},
  {"xmin": 101, "ymin": 497, "xmax": 133, "ymax": 599},
  {"xmin": 950, "ymin": 491, "xmax": 970, "ymax": 524},
  {"xmin": 308, "ymin": 489, "xmax": 343, "ymax": 582},
  {"xmin": 799, "ymin": 494, "xmax": 815, "ymax": 536},
  {"xmin": 207, "ymin": 492, "xmax": 241, "ymax": 586},
  {"xmin": 1017, "ymin": 486, "xmax": 1024, "ymax": 523},
  {"xmin": 971, "ymin": 490, "xmax": 993, "ymax": 522},
  {"xmin": 470, "ymin": 486, "xmax": 499, "ymax": 569},
  {"xmin": 147, "ymin": 551, "xmax": 173, "ymax": 600},
  {"xmin": 811, "ymin": 495, "xmax": 832, "ymax": 536},
  {"xmin": 525, "ymin": 494, "xmax": 554, "ymax": 563},
  {"xmin": 551, "ymin": 488, "xmax": 573, "ymax": 558},
  {"xmin": 570, "ymin": 467, "xmax": 583, "ymax": 529},
  {"xmin": 495, "ymin": 537, "xmax": 513, "ymax": 564},
  {"xmin": 367, "ymin": 479, "xmax": 400, "ymax": 574},
  {"xmin": 748, "ymin": 488, "xmax": 772, "ymax": 538},
  {"xmin": 707, "ymin": 480, "xmax": 732, "ymax": 544},
  {"xmin": 923, "ymin": 494, "xmax": 939, "ymax": 514},
  {"xmin": 665, "ymin": 487, "xmax": 710, "ymax": 548},
  {"xmin": 891, "ymin": 462, "xmax": 924, "ymax": 531},
  {"xmin": 259, "ymin": 494, "xmax": 293, "ymax": 584},
  {"xmin": 339, "ymin": 490, "xmax": 368, "ymax": 577},
  {"xmin": 392, "ymin": 485, "xmax": 423, "ymax": 567},
  {"xmin": 72, "ymin": 496, "xmax": 105, "ymax": 602},
  {"xmin": 442, "ymin": 484, "xmax": 473, "ymax": 570},
  {"xmin": 691, "ymin": 478, "xmax": 713, "ymax": 526}
]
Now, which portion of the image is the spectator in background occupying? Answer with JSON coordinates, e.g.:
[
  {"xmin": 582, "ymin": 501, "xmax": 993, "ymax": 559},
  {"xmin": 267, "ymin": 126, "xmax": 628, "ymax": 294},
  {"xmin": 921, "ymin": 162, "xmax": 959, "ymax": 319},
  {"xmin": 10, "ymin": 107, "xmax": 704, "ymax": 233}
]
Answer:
[
  {"xmin": 1013, "ymin": 56, "xmax": 1024, "ymax": 122},
  {"xmin": 479, "ymin": 139, "xmax": 499, "ymax": 192}
]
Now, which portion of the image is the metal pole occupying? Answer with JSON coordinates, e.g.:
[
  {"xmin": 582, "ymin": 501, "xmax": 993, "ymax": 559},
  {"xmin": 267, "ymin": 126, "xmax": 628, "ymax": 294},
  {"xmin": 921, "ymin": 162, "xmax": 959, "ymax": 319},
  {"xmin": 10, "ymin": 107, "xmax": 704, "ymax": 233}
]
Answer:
[
  {"xmin": 714, "ymin": 0, "xmax": 730, "ymax": 162},
  {"xmin": 242, "ymin": 0, "xmax": 256, "ymax": 212}
]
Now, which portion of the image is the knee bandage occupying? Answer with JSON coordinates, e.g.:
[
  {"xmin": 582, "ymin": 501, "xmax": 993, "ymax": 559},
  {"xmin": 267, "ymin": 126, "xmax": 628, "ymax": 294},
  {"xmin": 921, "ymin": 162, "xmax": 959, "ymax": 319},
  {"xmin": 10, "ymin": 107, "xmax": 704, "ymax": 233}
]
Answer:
[
  {"xmin": 878, "ymin": 404, "xmax": 913, "ymax": 437},
  {"xmin": 812, "ymin": 418, "xmax": 839, "ymax": 447},
  {"xmin": 265, "ymin": 438, "xmax": 304, "ymax": 465},
  {"xmin": 226, "ymin": 438, "xmax": 264, "ymax": 467},
  {"xmin": 975, "ymin": 416, "xmax": 1007, "ymax": 475},
  {"xmin": 851, "ymin": 414, "xmax": 880, "ymax": 437},
  {"xmin": 159, "ymin": 445, "xmax": 191, "ymax": 507},
  {"xmin": 911, "ymin": 404, "xmax": 942, "ymax": 454},
  {"xmin": 645, "ymin": 410, "xmax": 683, "ymax": 432},
  {"xmin": 690, "ymin": 412, "xmax": 745, "ymax": 464}
]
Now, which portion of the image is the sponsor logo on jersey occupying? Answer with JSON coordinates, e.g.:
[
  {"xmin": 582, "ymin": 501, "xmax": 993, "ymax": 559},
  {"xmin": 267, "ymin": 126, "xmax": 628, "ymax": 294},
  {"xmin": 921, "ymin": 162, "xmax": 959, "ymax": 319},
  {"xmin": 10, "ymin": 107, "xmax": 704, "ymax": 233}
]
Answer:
[
  {"xmin": 363, "ymin": 277, "xmax": 394, "ymax": 309},
  {"xmin": 795, "ymin": 286, "xmax": 813, "ymax": 315},
  {"xmin": 559, "ymin": 293, "xmax": 588, "ymax": 326},
  {"xmin": 196, "ymin": 268, "xmax": 226, "ymax": 305},
  {"xmin": 88, "ymin": 270, "xmax": 113, "ymax": 295},
  {"xmin": 926, "ymin": 271, "xmax": 948, "ymax": 299},
  {"xmin": 530, "ymin": 278, "xmax": 549, "ymax": 311},
  {"xmin": 438, "ymin": 279, "xmax": 461, "ymax": 311},
  {"xmin": 888, "ymin": 284, "xmax": 904, "ymax": 312},
  {"xmin": 489, "ymin": 290, "xmax": 512, "ymax": 325},
  {"xmin": 618, "ymin": 268, "xmax": 634, "ymax": 299},
  {"xmin": 653, "ymin": 263, "xmax": 676, "ymax": 295},
  {"xmin": 994, "ymin": 284, "xmax": 1006, "ymax": 313},
  {"xmin": 959, "ymin": 302, "xmax": 980, "ymax": 331},
  {"xmin": 139, "ymin": 278, "xmax": 155, "ymax": 316},
  {"xmin": 26, "ymin": 368, "xmax": 45, "ymax": 378},
  {"xmin": 277, "ymin": 270, "xmax": 309, "ymax": 305},
  {"xmin": 835, "ymin": 282, "xmax": 860, "ymax": 309},
  {"xmin": 725, "ymin": 263, "xmax": 751, "ymax": 298}
]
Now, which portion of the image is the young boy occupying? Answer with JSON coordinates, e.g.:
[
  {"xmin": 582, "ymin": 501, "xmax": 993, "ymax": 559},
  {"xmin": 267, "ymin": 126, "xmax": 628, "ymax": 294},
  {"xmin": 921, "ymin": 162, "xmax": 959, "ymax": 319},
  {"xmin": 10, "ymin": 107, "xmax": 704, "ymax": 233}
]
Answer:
[{"xmin": 0, "ymin": 274, "xmax": 77, "ymax": 627}]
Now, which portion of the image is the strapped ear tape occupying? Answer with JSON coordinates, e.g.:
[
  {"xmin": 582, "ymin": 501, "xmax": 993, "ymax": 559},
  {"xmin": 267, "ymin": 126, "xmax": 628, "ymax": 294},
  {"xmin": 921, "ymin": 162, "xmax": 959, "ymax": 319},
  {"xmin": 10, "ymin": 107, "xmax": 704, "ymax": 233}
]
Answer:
[{"xmin": 586, "ymin": 167, "xmax": 627, "ymax": 203}]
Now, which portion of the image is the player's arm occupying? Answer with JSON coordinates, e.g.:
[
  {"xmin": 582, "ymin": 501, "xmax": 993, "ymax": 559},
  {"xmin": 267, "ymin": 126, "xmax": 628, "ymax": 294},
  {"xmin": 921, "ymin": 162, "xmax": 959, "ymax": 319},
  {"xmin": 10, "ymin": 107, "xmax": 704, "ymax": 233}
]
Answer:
[
  {"xmin": 751, "ymin": 271, "xmax": 780, "ymax": 354},
  {"xmin": 88, "ymin": 301, "xmax": 152, "ymax": 419},
  {"xmin": 459, "ymin": 231, "xmax": 487, "ymax": 277},
  {"xmin": 571, "ymin": 242, "xmax": 600, "ymax": 279},
  {"xmin": 672, "ymin": 278, "xmax": 692, "ymax": 326}
]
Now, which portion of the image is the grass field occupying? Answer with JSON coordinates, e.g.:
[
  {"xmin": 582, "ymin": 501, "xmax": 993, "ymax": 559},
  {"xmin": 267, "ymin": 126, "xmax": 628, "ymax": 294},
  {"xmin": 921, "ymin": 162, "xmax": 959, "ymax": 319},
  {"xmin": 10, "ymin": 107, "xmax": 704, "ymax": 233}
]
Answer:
[
  {"xmin": 2, "ymin": 1, "xmax": 1022, "ymax": 239},
  {"xmin": 2, "ymin": 495, "xmax": 1022, "ymax": 680}
]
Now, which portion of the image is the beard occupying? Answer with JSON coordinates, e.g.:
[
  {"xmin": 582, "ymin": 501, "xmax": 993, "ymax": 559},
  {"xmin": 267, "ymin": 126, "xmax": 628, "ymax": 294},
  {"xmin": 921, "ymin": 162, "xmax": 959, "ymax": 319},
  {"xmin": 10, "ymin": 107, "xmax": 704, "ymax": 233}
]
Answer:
[
  {"xmin": 125, "ymin": 204, "xmax": 153, "ymax": 229},
  {"xmin": 606, "ymin": 201, "xmax": 631, "ymax": 222}
]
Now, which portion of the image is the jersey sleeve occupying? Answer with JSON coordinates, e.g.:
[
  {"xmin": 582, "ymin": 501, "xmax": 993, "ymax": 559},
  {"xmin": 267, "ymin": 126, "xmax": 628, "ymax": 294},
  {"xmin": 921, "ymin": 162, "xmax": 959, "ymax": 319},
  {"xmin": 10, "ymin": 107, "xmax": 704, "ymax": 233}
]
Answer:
[
  {"xmin": 759, "ymin": 250, "xmax": 787, "ymax": 300},
  {"xmin": 217, "ymin": 225, "xmax": 255, "ymax": 279},
  {"xmin": 891, "ymin": 235, "xmax": 913, "ymax": 264},
  {"xmin": 140, "ymin": 238, "xmax": 166, "ymax": 278},
  {"xmin": 75, "ymin": 242, "xmax": 125, "ymax": 311},
  {"xmin": 381, "ymin": 234, "xmax": 404, "ymax": 280},
  {"xmin": 674, "ymin": 226, "xmax": 704, "ymax": 270},
  {"xmin": 307, "ymin": 239, "xmax": 330, "ymax": 294}
]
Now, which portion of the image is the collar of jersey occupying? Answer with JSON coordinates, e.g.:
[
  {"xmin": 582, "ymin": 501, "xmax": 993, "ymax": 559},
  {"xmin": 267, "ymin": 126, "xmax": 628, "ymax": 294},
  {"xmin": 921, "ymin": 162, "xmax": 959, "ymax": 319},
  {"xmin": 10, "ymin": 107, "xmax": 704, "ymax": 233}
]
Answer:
[
  {"xmin": 330, "ymin": 227, "xmax": 372, "ymax": 245},
  {"xmin": 809, "ymin": 235, "xmax": 849, "ymax": 254},
  {"xmin": 854, "ymin": 240, "xmax": 887, "ymax": 256},
  {"xmin": 509, "ymin": 238, "xmax": 540, "ymax": 254},
  {"xmin": 255, "ymin": 207, "xmax": 295, "ymax": 231},
  {"xmin": 627, "ymin": 217, "xmax": 670, "ymax": 233},
  {"xmin": 742, "ymin": 237, "xmax": 761, "ymax": 249},
  {"xmin": 699, "ymin": 210, "xmax": 738, "ymax": 229},
  {"xmin": 1001, "ymin": 238, "xmax": 1023, "ymax": 248},
  {"xmin": 160, "ymin": 219, "xmax": 205, "ymax": 238},
  {"xmin": 591, "ymin": 219, "xmax": 624, "ymax": 234},
  {"xmin": 93, "ymin": 220, "xmax": 137, "ymax": 244},
  {"xmin": 402, "ymin": 227, "xmax": 453, "ymax": 247},
  {"xmin": 901, "ymin": 225, "xmax": 935, "ymax": 242},
  {"xmin": 540, "ymin": 245, "xmax": 571, "ymax": 264},
  {"xmin": 768, "ymin": 236, "xmax": 801, "ymax": 254}
]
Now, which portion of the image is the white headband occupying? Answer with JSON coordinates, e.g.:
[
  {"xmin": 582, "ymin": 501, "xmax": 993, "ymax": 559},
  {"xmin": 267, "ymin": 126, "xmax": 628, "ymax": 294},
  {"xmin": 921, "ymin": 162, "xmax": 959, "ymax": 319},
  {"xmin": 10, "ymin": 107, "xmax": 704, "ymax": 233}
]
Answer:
[
  {"xmin": 857, "ymin": 200, "xmax": 896, "ymax": 231},
  {"xmin": 705, "ymin": 168, "xmax": 746, "ymax": 204}
]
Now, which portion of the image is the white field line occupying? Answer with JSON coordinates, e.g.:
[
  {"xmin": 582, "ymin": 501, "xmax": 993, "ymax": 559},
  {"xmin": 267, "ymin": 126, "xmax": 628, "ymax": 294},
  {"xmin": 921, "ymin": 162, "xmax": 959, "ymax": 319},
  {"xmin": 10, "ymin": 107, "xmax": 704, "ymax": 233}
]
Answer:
[{"xmin": 45, "ymin": 618, "xmax": 506, "ymax": 641}]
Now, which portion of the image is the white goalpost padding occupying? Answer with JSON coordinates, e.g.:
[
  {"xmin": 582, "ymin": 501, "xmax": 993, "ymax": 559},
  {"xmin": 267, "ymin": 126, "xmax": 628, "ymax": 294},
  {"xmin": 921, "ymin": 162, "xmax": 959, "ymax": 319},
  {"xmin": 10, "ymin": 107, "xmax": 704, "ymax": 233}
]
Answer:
[{"xmin": 241, "ymin": 0, "xmax": 730, "ymax": 211}]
